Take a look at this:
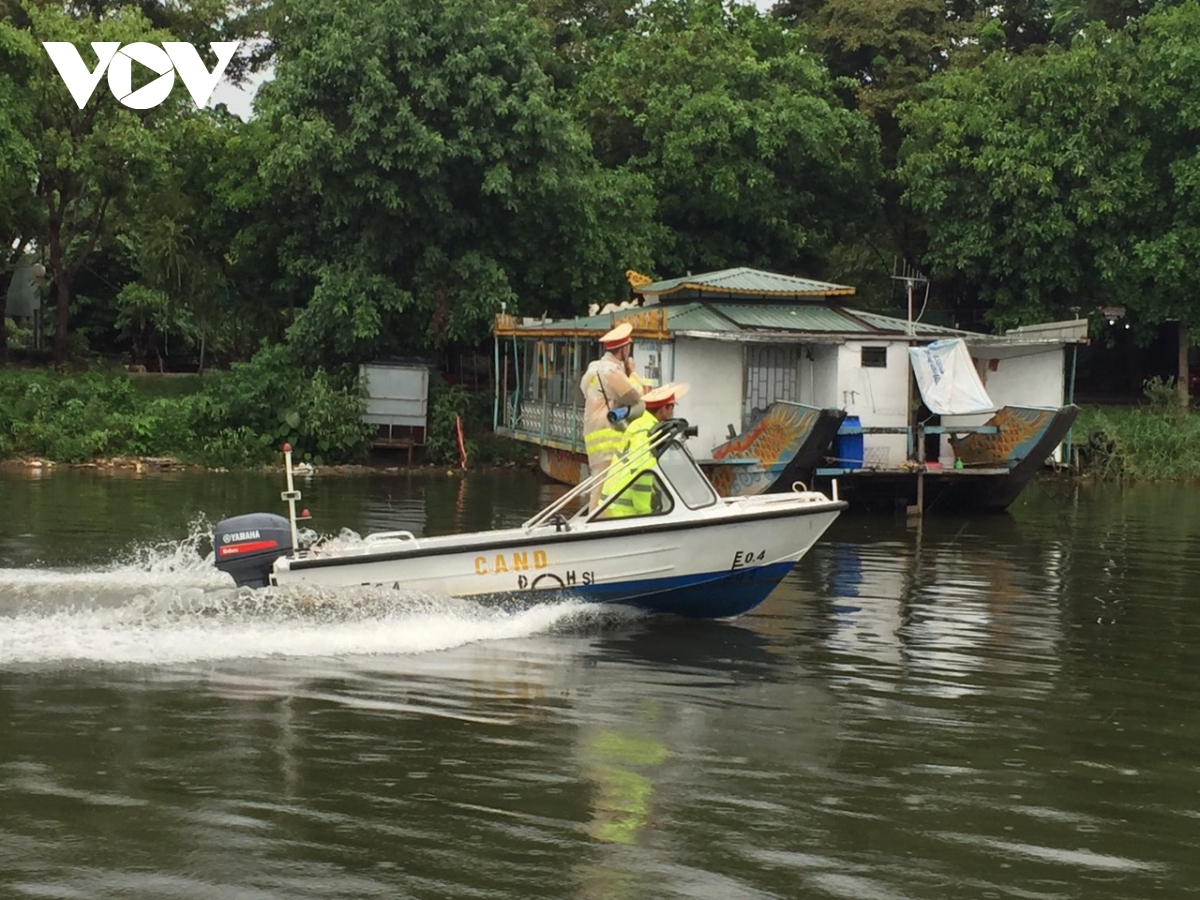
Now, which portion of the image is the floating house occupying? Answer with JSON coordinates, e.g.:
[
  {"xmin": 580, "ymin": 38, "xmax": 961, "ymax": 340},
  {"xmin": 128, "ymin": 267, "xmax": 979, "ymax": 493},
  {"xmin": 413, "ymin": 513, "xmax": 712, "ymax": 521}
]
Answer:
[{"xmin": 493, "ymin": 268, "xmax": 1087, "ymax": 512}]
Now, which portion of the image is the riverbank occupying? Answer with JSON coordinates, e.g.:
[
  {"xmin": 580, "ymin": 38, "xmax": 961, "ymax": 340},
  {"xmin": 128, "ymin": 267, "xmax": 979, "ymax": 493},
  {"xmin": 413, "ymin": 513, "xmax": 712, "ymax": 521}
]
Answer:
[
  {"xmin": 0, "ymin": 363, "xmax": 529, "ymax": 470},
  {"xmin": 0, "ymin": 454, "xmax": 534, "ymax": 477},
  {"xmin": 1073, "ymin": 402, "xmax": 1200, "ymax": 482}
]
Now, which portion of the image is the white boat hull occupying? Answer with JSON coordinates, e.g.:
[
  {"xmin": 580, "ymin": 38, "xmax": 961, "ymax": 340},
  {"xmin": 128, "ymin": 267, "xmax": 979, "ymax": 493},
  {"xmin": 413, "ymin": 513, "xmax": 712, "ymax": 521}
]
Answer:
[
  {"xmin": 271, "ymin": 495, "xmax": 842, "ymax": 619},
  {"xmin": 216, "ymin": 427, "xmax": 846, "ymax": 620}
]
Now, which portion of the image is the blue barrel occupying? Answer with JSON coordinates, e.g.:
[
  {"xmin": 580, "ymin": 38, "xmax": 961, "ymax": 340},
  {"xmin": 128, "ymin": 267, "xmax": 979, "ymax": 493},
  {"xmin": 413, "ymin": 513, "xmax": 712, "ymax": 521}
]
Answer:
[{"xmin": 835, "ymin": 416, "xmax": 864, "ymax": 469}]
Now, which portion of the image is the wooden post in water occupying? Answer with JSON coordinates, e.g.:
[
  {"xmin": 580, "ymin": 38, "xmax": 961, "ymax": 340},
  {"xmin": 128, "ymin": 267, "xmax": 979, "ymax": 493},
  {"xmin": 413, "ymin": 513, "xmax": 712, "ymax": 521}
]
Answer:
[
  {"xmin": 910, "ymin": 423, "xmax": 926, "ymax": 519},
  {"xmin": 894, "ymin": 260, "xmax": 929, "ymax": 520}
]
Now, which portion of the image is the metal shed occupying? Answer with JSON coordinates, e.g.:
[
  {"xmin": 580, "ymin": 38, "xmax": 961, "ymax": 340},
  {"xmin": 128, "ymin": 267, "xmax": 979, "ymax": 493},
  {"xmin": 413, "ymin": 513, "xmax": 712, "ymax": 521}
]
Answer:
[{"xmin": 360, "ymin": 360, "xmax": 432, "ymax": 460}]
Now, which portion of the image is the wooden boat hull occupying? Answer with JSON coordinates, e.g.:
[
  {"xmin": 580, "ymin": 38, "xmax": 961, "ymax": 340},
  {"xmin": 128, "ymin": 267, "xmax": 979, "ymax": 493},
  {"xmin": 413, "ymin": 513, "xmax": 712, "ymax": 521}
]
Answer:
[
  {"xmin": 819, "ymin": 405, "xmax": 1080, "ymax": 513},
  {"xmin": 709, "ymin": 403, "xmax": 846, "ymax": 497}
]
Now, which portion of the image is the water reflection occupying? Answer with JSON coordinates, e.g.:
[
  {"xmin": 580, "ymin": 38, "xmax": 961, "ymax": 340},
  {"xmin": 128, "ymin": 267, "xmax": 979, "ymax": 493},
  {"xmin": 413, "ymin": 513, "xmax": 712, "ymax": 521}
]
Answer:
[
  {"xmin": 178, "ymin": 618, "xmax": 841, "ymax": 900},
  {"xmin": 2, "ymin": 612, "xmax": 846, "ymax": 898},
  {"xmin": 804, "ymin": 515, "xmax": 1068, "ymax": 707}
]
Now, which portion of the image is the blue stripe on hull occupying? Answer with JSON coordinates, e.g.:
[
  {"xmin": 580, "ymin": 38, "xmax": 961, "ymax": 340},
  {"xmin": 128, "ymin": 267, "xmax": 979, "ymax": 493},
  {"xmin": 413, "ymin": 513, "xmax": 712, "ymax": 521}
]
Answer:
[{"xmin": 501, "ymin": 561, "xmax": 797, "ymax": 619}]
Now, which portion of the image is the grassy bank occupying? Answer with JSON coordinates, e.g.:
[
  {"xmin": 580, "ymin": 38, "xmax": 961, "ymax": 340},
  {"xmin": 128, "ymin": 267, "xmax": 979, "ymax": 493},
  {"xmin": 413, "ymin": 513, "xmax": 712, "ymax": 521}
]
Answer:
[
  {"xmin": 1074, "ymin": 399, "xmax": 1200, "ymax": 482},
  {"xmin": 0, "ymin": 360, "xmax": 527, "ymax": 470}
]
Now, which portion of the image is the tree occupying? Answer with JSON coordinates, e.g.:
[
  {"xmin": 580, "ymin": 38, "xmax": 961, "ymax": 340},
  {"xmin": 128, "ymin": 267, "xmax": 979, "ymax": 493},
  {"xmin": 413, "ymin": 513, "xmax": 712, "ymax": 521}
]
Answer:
[
  {"xmin": 5, "ymin": 0, "xmax": 273, "ymax": 367},
  {"xmin": 48, "ymin": 0, "xmax": 272, "ymax": 83},
  {"xmin": 254, "ymin": 0, "xmax": 648, "ymax": 364},
  {"xmin": 16, "ymin": 5, "xmax": 185, "ymax": 364},
  {"xmin": 1045, "ymin": 0, "xmax": 1157, "ymax": 40},
  {"xmin": 575, "ymin": 0, "xmax": 882, "ymax": 277},
  {"xmin": 895, "ymin": 29, "xmax": 1151, "ymax": 329},
  {"xmin": 113, "ymin": 108, "xmax": 270, "ymax": 370},
  {"xmin": 772, "ymin": 0, "xmax": 972, "ymax": 124},
  {"xmin": 1124, "ymin": 1, "xmax": 1200, "ymax": 405},
  {"xmin": 0, "ymin": 20, "xmax": 40, "ymax": 364},
  {"xmin": 520, "ymin": 0, "xmax": 645, "ymax": 89},
  {"xmin": 768, "ymin": 0, "xmax": 1108, "ymax": 308}
]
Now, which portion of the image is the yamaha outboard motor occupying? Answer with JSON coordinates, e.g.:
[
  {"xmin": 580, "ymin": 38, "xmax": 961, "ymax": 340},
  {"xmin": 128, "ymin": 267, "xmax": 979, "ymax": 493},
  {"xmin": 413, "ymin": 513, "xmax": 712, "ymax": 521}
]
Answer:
[{"xmin": 213, "ymin": 513, "xmax": 293, "ymax": 588}]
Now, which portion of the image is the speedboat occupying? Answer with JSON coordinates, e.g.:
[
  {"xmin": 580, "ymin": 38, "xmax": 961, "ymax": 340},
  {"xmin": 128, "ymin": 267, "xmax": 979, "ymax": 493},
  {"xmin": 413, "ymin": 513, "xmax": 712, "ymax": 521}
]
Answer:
[{"xmin": 212, "ymin": 419, "xmax": 846, "ymax": 619}]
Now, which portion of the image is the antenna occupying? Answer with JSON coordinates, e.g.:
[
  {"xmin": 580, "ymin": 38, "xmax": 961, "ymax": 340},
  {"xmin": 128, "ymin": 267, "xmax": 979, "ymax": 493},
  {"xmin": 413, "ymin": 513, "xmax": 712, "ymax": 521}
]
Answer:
[{"xmin": 891, "ymin": 259, "xmax": 929, "ymax": 336}]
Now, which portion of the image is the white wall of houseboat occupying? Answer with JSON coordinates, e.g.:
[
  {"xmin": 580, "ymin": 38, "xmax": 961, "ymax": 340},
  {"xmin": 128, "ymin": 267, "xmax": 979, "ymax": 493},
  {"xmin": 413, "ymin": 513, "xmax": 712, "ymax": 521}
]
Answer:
[
  {"xmin": 837, "ymin": 340, "xmax": 912, "ymax": 468},
  {"xmin": 672, "ymin": 337, "xmax": 744, "ymax": 453},
  {"xmin": 970, "ymin": 344, "xmax": 1065, "ymax": 409},
  {"xmin": 806, "ymin": 344, "xmax": 840, "ymax": 408},
  {"xmin": 672, "ymin": 337, "xmax": 849, "ymax": 455}
]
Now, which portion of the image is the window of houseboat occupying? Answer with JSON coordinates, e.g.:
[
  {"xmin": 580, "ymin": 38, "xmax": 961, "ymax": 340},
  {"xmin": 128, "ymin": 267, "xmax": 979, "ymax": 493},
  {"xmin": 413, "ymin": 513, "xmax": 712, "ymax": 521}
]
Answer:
[
  {"xmin": 861, "ymin": 346, "xmax": 887, "ymax": 368},
  {"xmin": 657, "ymin": 444, "xmax": 718, "ymax": 509}
]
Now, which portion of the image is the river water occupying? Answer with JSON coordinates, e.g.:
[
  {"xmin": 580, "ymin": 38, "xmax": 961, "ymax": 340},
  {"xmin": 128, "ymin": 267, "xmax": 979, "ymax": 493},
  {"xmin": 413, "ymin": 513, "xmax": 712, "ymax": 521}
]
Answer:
[{"xmin": 1, "ymin": 466, "xmax": 1198, "ymax": 899}]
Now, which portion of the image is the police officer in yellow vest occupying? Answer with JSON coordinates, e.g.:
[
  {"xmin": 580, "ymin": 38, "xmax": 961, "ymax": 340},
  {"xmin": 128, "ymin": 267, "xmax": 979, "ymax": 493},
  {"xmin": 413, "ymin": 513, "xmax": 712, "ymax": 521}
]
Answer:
[
  {"xmin": 580, "ymin": 323, "xmax": 646, "ymax": 508},
  {"xmin": 599, "ymin": 382, "xmax": 688, "ymax": 518}
]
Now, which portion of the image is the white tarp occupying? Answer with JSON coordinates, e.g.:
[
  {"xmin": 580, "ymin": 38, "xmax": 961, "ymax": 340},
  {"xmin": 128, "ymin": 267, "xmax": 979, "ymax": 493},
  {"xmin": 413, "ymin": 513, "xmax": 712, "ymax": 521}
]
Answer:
[
  {"xmin": 908, "ymin": 339, "xmax": 995, "ymax": 416},
  {"xmin": 5, "ymin": 265, "xmax": 39, "ymax": 318}
]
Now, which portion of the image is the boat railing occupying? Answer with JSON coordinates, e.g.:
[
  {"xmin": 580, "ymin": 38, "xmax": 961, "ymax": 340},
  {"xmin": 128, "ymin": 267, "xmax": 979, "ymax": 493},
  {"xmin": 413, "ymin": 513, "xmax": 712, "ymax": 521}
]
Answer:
[
  {"xmin": 364, "ymin": 530, "xmax": 420, "ymax": 547},
  {"xmin": 522, "ymin": 424, "xmax": 681, "ymax": 533},
  {"xmin": 494, "ymin": 397, "xmax": 586, "ymax": 453}
]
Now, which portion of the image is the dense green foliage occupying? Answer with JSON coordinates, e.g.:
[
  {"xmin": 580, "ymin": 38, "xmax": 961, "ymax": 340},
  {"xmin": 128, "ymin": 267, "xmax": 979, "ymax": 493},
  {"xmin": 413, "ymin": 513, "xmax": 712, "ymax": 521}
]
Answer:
[
  {"xmin": 8, "ymin": 0, "xmax": 1200, "ymax": 464},
  {"xmin": 576, "ymin": 0, "xmax": 881, "ymax": 275},
  {"xmin": 254, "ymin": 0, "xmax": 650, "ymax": 365},
  {"xmin": 423, "ymin": 378, "xmax": 534, "ymax": 467},
  {"xmin": 8, "ymin": 0, "xmax": 1200, "ymax": 348},
  {"xmin": 896, "ymin": 30, "xmax": 1145, "ymax": 328},
  {"xmin": 0, "ymin": 362, "xmax": 530, "ymax": 468},
  {"xmin": 0, "ymin": 360, "xmax": 371, "ymax": 467},
  {"xmin": 1076, "ymin": 387, "xmax": 1200, "ymax": 482},
  {"xmin": 895, "ymin": 2, "xmax": 1200, "ymax": 337}
]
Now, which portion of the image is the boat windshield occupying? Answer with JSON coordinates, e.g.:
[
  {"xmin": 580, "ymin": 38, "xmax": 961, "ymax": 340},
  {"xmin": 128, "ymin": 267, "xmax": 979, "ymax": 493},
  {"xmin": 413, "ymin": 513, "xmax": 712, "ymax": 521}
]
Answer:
[
  {"xmin": 593, "ymin": 470, "xmax": 675, "ymax": 521},
  {"xmin": 658, "ymin": 443, "xmax": 718, "ymax": 509}
]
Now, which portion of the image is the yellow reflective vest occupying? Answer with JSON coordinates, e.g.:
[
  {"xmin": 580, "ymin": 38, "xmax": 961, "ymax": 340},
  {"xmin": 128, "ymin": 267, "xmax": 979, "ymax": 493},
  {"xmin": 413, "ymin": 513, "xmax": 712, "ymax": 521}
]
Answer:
[
  {"xmin": 580, "ymin": 355, "xmax": 643, "ymax": 483},
  {"xmin": 599, "ymin": 412, "xmax": 659, "ymax": 517}
]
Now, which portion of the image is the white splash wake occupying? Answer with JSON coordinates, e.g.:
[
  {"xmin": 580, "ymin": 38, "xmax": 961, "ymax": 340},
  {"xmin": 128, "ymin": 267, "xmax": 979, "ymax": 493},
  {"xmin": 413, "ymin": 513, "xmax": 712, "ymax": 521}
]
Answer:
[{"xmin": 0, "ymin": 520, "xmax": 638, "ymax": 668}]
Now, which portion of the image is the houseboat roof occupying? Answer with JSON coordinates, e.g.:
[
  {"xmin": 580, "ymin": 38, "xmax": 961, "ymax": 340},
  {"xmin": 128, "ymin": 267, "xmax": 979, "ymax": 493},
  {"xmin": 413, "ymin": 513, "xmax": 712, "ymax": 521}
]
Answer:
[
  {"xmin": 494, "ymin": 301, "xmax": 978, "ymax": 342},
  {"xmin": 492, "ymin": 266, "xmax": 1090, "ymax": 345},
  {"xmin": 634, "ymin": 267, "xmax": 856, "ymax": 299}
]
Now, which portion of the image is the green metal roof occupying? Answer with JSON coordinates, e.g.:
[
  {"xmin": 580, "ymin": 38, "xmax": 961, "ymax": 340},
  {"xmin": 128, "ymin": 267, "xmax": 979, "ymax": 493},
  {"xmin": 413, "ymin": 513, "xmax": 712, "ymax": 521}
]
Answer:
[
  {"xmin": 849, "ymin": 309, "xmax": 978, "ymax": 338},
  {"xmin": 500, "ymin": 301, "xmax": 984, "ymax": 339},
  {"xmin": 495, "ymin": 268, "xmax": 987, "ymax": 339},
  {"xmin": 635, "ymin": 267, "xmax": 856, "ymax": 299},
  {"xmin": 715, "ymin": 303, "xmax": 871, "ymax": 332},
  {"xmin": 658, "ymin": 302, "xmax": 874, "ymax": 332}
]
